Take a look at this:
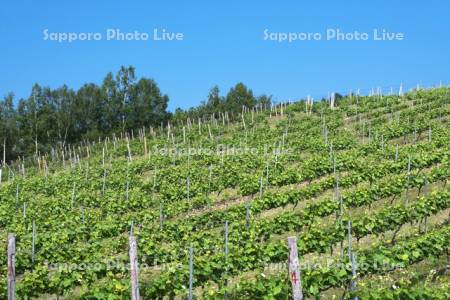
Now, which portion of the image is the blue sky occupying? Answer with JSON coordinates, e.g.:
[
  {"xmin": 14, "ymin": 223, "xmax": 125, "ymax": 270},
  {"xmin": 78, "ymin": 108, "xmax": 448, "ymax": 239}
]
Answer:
[{"xmin": 1, "ymin": 0, "xmax": 449, "ymax": 110}]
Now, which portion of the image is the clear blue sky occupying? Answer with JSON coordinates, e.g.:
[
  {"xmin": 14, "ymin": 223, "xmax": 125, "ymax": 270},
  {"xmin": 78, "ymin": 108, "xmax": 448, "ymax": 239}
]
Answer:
[{"xmin": 1, "ymin": 0, "xmax": 449, "ymax": 110}]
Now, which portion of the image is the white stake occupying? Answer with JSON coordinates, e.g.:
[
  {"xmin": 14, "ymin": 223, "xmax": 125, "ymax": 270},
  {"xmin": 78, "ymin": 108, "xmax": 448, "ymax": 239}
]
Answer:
[
  {"xmin": 187, "ymin": 176, "xmax": 190, "ymax": 207},
  {"xmin": 245, "ymin": 200, "xmax": 251, "ymax": 229},
  {"xmin": 188, "ymin": 245, "xmax": 194, "ymax": 300},
  {"xmin": 126, "ymin": 181, "xmax": 130, "ymax": 201},
  {"xmin": 22, "ymin": 202, "xmax": 26, "ymax": 222},
  {"xmin": 127, "ymin": 138, "xmax": 133, "ymax": 161},
  {"xmin": 350, "ymin": 253, "xmax": 358, "ymax": 299},
  {"xmin": 102, "ymin": 169, "xmax": 106, "ymax": 195},
  {"xmin": 32, "ymin": 221, "xmax": 36, "ymax": 264},
  {"xmin": 224, "ymin": 221, "xmax": 229, "ymax": 294},
  {"xmin": 8, "ymin": 233, "xmax": 15, "ymax": 300},
  {"xmin": 288, "ymin": 236, "xmax": 303, "ymax": 300},
  {"xmin": 395, "ymin": 144, "xmax": 399, "ymax": 161},
  {"xmin": 159, "ymin": 202, "xmax": 164, "ymax": 230},
  {"xmin": 71, "ymin": 182, "xmax": 76, "ymax": 207},
  {"xmin": 129, "ymin": 234, "xmax": 140, "ymax": 300},
  {"xmin": 347, "ymin": 220, "xmax": 353, "ymax": 261},
  {"xmin": 259, "ymin": 177, "xmax": 263, "ymax": 197}
]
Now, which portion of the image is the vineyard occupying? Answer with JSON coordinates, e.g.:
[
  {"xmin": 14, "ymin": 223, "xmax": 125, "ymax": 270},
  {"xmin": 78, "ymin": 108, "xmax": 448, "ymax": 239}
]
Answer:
[{"xmin": 0, "ymin": 86, "xmax": 449, "ymax": 299}]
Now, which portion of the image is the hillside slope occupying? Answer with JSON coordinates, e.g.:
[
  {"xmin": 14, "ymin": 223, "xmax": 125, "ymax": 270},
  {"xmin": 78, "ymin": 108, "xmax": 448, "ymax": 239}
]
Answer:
[{"xmin": 0, "ymin": 87, "xmax": 449, "ymax": 299}]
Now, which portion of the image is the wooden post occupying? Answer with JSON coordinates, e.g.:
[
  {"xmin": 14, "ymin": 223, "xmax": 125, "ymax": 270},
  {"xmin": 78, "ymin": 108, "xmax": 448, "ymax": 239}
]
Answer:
[
  {"xmin": 188, "ymin": 245, "xmax": 193, "ymax": 300},
  {"xmin": 288, "ymin": 236, "xmax": 303, "ymax": 300},
  {"xmin": 208, "ymin": 165, "xmax": 212, "ymax": 195},
  {"xmin": 8, "ymin": 233, "xmax": 15, "ymax": 300},
  {"xmin": 129, "ymin": 234, "xmax": 139, "ymax": 300},
  {"xmin": 224, "ymin": 221, "xmax": 229, "ymax": 297},
  {"xmin": 347, "ymin": 220, "xmax": 353, "ymax": 261},
  {"xmin": 339, "ymin": 195, "xmax": 344, "ymax": 258},
  {"xmin": 32, "ymin": 221, "xmax": 36, "ymax": 264},
  {"xmin": 14, "ymin": 184, "xmax": 18, "ymax": 203},
  {"xmin": 334, "ymin": 157, "xmax": 338, "ymax": 193},
  {"xmin": 102, "ymin": 169, "xmax": 106, "ymax": 195},
  {"xmin": 126, "ymin": 181, "xmax": 130, "ymax": 201},
  {"xmin": 424, "ymin": 176, "xmax": 428, "ymax": 233},
  {"xmin": 127, "ymin": 138, "xmax": 133, "ymax": 161},
  {"xmin": 395, "ymin": 144, "xmax": 398, "ymax": 161},
  {"xmin": 144, "ymin": 137, "xmax": 148, "ymax": 157},
  {"xmin": 71, "ymin": 182, "xmax": 76, "ymax": 208},
  {"xmin": 81, "ymin": 206, "xmax": 85, "ymax": 223},
  {"xmin": 350, "ymin": 253, "xmax": 358, "ymax": 299},
  {"xmin": 407, "ymin": 156, "xmax": 411, "ymax": 174},
  {"xmin": 102, "ymin": 147, "xmax": 105, "ymax": 169},
  {"xmin": 159, "ymin": 202, "xmax": 164, "ymax": 230},
  {"xmin": 22, "ymin": 202, "xmax": 26, "ymax": 223},
  {"xmin": 259, "ymin": 177, "xmax": 263, "ymax": 197},
  {"xmin": 187, "ymin": 176, "xmax": 190, "ymax": 207},
  {"xmin": 404, "ymin": 156, "xmax": 411, "ymax": 205},
  {"xmin": 245, "ymin": 200, "xmax": 250, "ymax": 229},
  {"xmin": 329, "ymin": 143, "xmax": 333, "ymax": 161},
  {"xmin": 424, "ymin": 176, "xmax": 428, "ymax": 196}
]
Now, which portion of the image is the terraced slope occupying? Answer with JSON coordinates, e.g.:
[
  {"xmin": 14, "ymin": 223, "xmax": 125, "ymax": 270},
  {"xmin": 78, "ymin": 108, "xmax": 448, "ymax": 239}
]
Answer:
[{"xmin": 0, "ymin": 87, "xmax": 449, "ymax": 299}]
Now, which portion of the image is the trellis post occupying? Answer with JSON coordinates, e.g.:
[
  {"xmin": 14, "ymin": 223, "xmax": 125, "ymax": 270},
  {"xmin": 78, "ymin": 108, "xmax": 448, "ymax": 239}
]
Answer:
[
  {"xmin": 187, "ymin": 176, "xmax": 190, "ymax": 207},
  {"xmin": 395, "ymin": 144, "xmax": 398, "ymax": 161},
  {"xmin": 405, "ymin": 156, "xmax": 411, "ymax": 205},
  {"xmin": 159, "ymin": 202, "xmax": 164, "ymax": 230},
  {"xmin": 424, "ymin": 176, "xmax": 428, "ymax": 233},
  {"xmin": 188, "ymin": 245, "xmax": 194, "ymax": 300},
  {"xmin": 102, "ymin": 169, "xmax": 106, "ymax": 195},
  {"xmin": 350, "ymin": 253, "xmax": 358, "ymax": 300},
  {"xmin": 224, "ymin": 221, "xmax": 229, "ymax": 298},
  {"xmin": 32, "ymin": 221, "xmax": 36, "ymax": 264},
  {"xmin": 129, "ymin": 234, "xmax": 139, "ymax": 300},
  {"xmin": 288, "ymin": 236, "xmax": 303, "ymax": 300},
  {"xmin": 71, "ymin": 182, "xmax": 76, "ymax": 207},
  {"xmin": 347, "ymin": 220, "xmax": 353, "ymax": 261},
  {"xmin": 22, "ymin": 202, "xmax": 26, "ymax": 223},
  {"xmin": 127, "ymin": 138, "xmax": 133, "ymax": 161},
  {"xmin": 8, "ymin": 233, "xmax": 16, "ymax": 300},
  {"xmin": 245, "ymin": 200, "xmax": 250, "ymax": 229},
  {"xmin": 259, "ymin": 177, "xmax": 263, "ymax": 197},
  {"xmin": 126, "ymin": 181, "xmax": 130, "ymax": 201}
]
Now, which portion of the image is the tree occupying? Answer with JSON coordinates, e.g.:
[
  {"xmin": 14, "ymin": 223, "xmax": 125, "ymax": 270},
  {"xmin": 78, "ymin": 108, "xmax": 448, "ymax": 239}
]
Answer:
[
  {"xmin": 0, "ymin": 93, "xmax": 18, "ymax": 162},
  {"xmin": 205, "ymin": 85, "xmax": 224, "ymax": 113},
  {"xmin": 116, "ymin": 66, "xmax": 136, "ymax": 131},
  {"xmin": 225, "ymin": 83, "xmax": 256, "ymax": 113},
  {"xmin": 256, "ymin": 94, "xmax": 272, "ymax": 108},
  {"xmin": 0, "ymin": 66, "xmax": 171, "ymax": 163},
  {"xmin": 128, "ymin": 78, "xmax": 170, "ymax": 129}
]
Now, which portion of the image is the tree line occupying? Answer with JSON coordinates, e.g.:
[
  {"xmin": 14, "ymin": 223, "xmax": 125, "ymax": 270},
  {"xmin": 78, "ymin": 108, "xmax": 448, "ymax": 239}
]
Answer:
[{"xmin": 0, "ymin": 66, "xmax": 272, "ymax": 163}]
